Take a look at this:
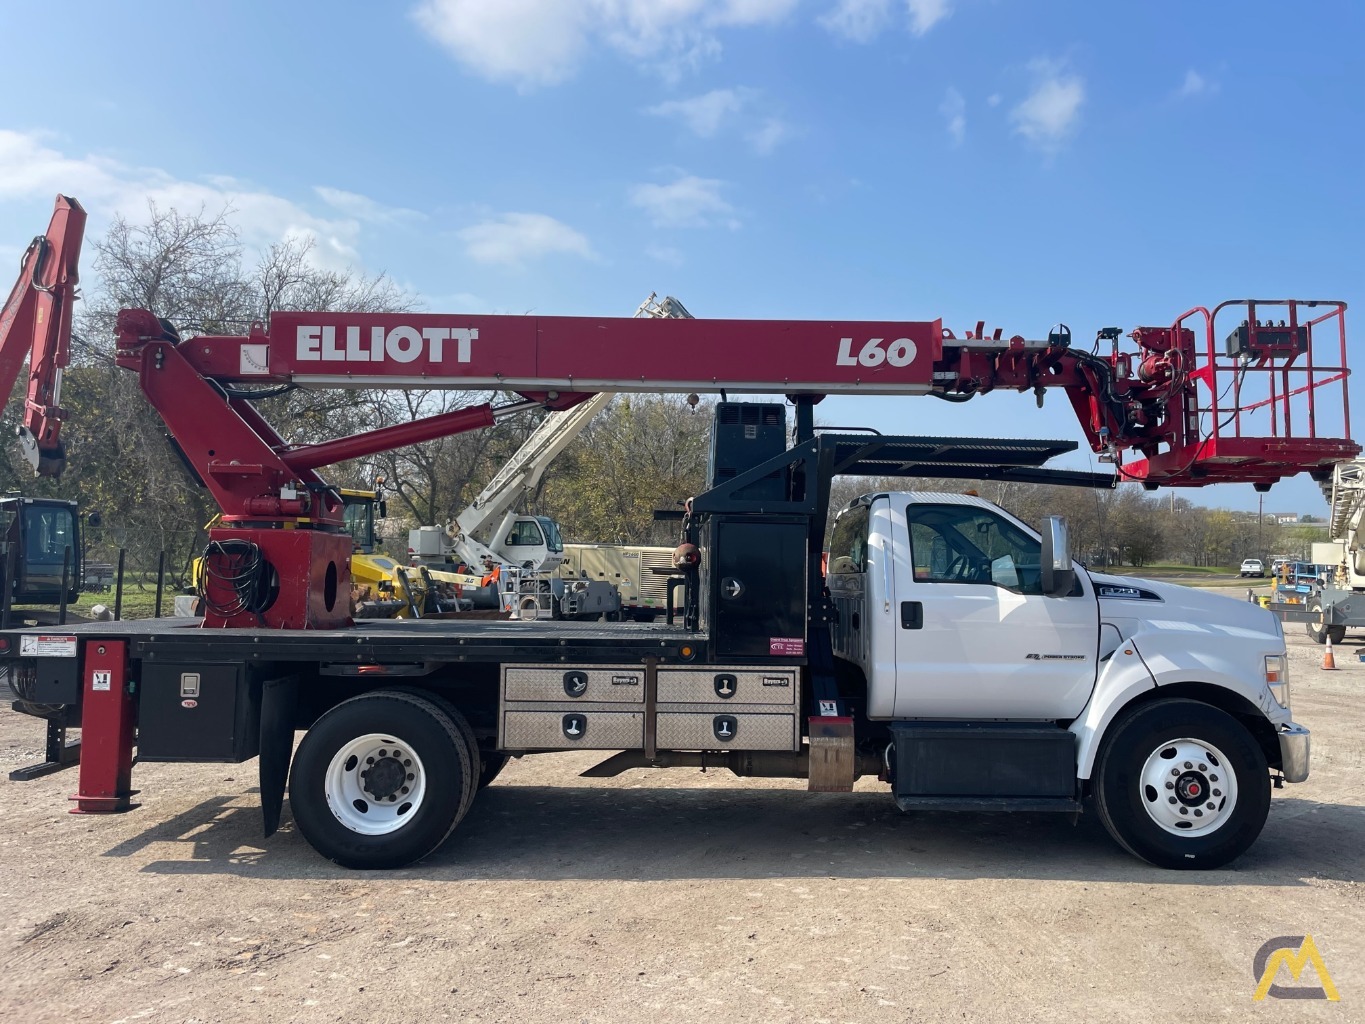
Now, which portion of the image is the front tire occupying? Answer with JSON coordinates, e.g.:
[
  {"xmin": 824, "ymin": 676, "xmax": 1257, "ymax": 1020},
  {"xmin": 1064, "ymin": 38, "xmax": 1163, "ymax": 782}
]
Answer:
[
  {"xmin": 289, "ymin": 690, "xmax": 474, "ymax": 869},
  {"xmin": 1094, "ymin": 699, "xmax": 1270, "ymax": 870},
  {"xmin": 1305, "ymin": 602, "xmax": 1346, "ymax": 645}
]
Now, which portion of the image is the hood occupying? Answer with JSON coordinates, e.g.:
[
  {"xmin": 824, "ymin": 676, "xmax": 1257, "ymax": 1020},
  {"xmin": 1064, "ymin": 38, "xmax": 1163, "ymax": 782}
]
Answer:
[{"xmin": 1088, "ymin": 570, "xmax": 1284, "ymax": 653}]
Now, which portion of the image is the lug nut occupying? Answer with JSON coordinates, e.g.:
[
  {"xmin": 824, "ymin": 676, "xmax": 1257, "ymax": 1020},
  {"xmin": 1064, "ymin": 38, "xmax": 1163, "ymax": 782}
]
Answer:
[
  {"xmin": 1180, "ymin": 807, "xmax": 1189, "ymax": 815},
  {"xmin": 406, "ymin": 773, "xmax": 414, "ymax": 781},
  {"xmin": 401, "ymin": 786, "xmax": 409, "ymax": 795},
  {"xmin": 366, "ymin": 756, "xmax": 374, "ymax": 764},
  {"xmin": 1171, "ymin": 769, "xmax": 1180, "ymax": 777},
  {"xmin": 379, "ymin": 749, "xmax": 388, "ymax": 757},
  {"xmin": 1194, "ymin": 809, "xmax": 1203, "ymax": 817},
  {"xmin": 404, "ymin": 759, "xmax": 412, "ymax": 767},
  {"xmin": 1198, "ymin": 763, "xmax": 1207, "ymax": 772},
  {"xmin": 1165, "ymin": 782, "xmax": 1175, "ymax": 790},
  {"xmin": 1210, "ymin": 775, "xmax": 1218, "ymax": 782},
  {"xmin": 1212, "ymin": 789, "xmax": 1221, "ymax": 797},
  {"xmin": 1168, "ymin": 796, "xmax": 1177, "ymax": 804},
  {"xmin": 1184, "ymin": 761, "xmax": 1193, "ymax": 769},
  {"xmin": 1206, "ymin": 803, "xmax": 1215, "ymax": 810}
]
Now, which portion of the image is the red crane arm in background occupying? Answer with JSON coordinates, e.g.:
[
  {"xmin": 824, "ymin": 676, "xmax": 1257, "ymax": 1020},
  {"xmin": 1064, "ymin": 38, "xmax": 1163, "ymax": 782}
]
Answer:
[{"xmin": 0, "ymin": 195, "xmax": 85, "ymax": 476}]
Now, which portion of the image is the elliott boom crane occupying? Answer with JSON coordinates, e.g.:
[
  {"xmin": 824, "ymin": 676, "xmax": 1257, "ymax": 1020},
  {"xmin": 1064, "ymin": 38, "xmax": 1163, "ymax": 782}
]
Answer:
[{"xmin": 1, "ymin": 196, "xmax": 1346, "ymax": 872}]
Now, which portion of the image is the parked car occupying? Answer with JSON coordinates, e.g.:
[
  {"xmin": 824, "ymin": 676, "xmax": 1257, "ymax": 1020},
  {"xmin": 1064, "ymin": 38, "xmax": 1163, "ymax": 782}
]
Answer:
[{"xmin": 1240, "ymin": 558, "xmax": 1266, "ymax": 577}]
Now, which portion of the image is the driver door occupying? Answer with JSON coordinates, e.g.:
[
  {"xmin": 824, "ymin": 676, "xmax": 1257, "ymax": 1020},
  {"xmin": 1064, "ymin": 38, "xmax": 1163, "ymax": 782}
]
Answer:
[{"xmin": 891, "ymin": 500, "xmax": 1098, "ymax": 719}]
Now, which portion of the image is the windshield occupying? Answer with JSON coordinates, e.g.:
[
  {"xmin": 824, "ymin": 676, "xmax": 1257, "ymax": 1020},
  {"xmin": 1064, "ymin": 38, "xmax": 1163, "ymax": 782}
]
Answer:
[
  {"xmin": 22, "ymin": 505, "xmax": 77, "ymax": 566},
  {"xmin": 342, "ymin": 498, "xmax": 375, "ymax": 552},
  {"xmin": 537, "ymin": 516, "xmax": 564, "ymax": 553}
]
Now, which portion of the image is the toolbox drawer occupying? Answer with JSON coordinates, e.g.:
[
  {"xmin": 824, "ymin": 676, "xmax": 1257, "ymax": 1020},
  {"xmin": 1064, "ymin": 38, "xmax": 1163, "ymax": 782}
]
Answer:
[
  {"xmin": 655, "ymin": 667, "xmax": 797, "ymax": 706},
  {"xmin": 503, "ymin": 665, "xmax": 645, "ymax": 703},
  {"xmin": 502, "ymin": 705, "xmax": 644, "ymax": 750},
  {"xmin": 655, "ymin": 708, "xmax": 799, "ymax": 752}
]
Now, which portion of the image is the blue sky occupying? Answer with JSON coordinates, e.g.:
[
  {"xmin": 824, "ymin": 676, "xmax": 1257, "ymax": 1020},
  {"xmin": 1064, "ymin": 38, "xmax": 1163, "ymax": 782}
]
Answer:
[{"xmin": 1, "ymin": 0, "xmax": 1360, "ymax": 514}]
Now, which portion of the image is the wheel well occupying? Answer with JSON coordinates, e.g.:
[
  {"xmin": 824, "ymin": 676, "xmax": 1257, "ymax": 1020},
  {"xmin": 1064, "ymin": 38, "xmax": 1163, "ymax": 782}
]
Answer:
[{"xmin": 1104, "ymin": 682, "xmax": 1282, "ymax": 772}]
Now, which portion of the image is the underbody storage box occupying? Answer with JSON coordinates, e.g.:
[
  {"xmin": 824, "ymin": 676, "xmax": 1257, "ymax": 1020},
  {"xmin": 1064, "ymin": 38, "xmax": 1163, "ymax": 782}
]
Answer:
[
  {"xmin": 889, "ymin": 722, "xmax": 1076, "ymax": 800},
  {"xmin": 138, "ymin": 662, "xmax": 261, "ymax": 762}
]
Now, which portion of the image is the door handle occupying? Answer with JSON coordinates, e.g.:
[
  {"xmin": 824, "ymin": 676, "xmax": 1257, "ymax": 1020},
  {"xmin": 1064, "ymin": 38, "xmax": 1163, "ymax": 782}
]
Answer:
[{"xmin": 900, "ymin": 601, "xmax": 923, "ymax": 629}]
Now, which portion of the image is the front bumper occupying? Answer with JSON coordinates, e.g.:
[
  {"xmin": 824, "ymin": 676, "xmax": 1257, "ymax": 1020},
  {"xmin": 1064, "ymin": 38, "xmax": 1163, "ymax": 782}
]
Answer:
[{"xmin": 1277, "ymin": 722, "xmax": 1311, "ymax": 783}]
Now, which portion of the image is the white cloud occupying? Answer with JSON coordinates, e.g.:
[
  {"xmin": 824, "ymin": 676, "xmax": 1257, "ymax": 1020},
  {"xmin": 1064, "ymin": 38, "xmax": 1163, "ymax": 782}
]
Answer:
[
  {"xmin": 645, "ymin": 243, "xmax": 685, "ymax": 266},
  {"xmin": 747, "ymin": 117, "xmax": 792, "ymax": 154},
  {"xmin": 629, "ymin": 174, "xmax": 737, "ymax": 228},
  {"xmin": 818, "ymin": 0, "xmax": 892, "ymax": 42},
  {"xmin": 1176, "ymin": 69, "xmax": 1218, "ymax": 98},
  {"xmin": 0, "ymin": 128, "xmax": 370, "ymax": 268},
  {"xmin": 986, "ymin": 93, "xmax": 1001, "ymax": 107},
  {"xmin": 818, "ymin": 0, "xmax": 949, "ymax": 41},
  {"xmin": 940, "ymin": 87, "xmax": 965, "ymax": 145},
  {"xmin": 647, "ymin": 89, "xmax": 749, "ymax": 137},
  {"xmin": 456, "ymin": 212, "xmax": 595, "ymax": 265},
  {"xmin": 314, "ymin": 186, "xmax": 424, "ymax": 225},
  {"xmin": 906, "ymin": 0, "xmax": 951, "ymax": 35},
  {"xmin": 412, "ymin": 0, "xmax": 799, "ymax": 89},
  {"xmin": 1010, "ymin": 59, "xmax": 1084, "ymax": 151}
]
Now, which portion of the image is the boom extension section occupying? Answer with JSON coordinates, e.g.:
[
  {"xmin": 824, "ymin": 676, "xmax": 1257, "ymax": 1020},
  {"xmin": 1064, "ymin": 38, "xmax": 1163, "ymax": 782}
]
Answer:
[{"xmin": 0, "ymin": 195, "xmax": 85, "ymax": 476}]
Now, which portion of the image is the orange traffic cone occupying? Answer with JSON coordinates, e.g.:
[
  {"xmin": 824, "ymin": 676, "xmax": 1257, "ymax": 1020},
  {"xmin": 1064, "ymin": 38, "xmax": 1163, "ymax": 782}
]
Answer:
[{"xmin": 1322, "ymin": 634, "xmax": 1338, "ymax": 671}]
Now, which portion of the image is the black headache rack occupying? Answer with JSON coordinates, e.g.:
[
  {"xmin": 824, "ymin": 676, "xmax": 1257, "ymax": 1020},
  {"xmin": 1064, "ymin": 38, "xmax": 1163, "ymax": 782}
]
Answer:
[{"xmin": 678, "ymin": 400, "xmax": 1115, "ymax": 700}]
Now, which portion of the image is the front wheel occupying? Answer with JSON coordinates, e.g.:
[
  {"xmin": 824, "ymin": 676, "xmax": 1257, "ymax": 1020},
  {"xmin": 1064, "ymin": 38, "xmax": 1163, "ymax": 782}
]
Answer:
[
  {"xmin": 1093, "ymin": 699, "xmax": 1270, "ymax": 870},
  {"xmin": 289, "ymin": 690, "xmax": 474, "ymax": 869}
]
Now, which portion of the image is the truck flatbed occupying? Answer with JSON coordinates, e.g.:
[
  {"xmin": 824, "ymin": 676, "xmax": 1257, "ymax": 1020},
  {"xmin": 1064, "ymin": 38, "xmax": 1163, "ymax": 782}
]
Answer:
[{"xmin": 11, "ymin": 616, "xmax": 705, "ymax": 665}]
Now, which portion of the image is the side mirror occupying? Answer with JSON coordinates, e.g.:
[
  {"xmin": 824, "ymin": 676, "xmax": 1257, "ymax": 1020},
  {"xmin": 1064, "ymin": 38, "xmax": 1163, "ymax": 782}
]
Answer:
[
  {"xmin": 1040, "ymin": 515, "xmax": 1076, "ymax": 597},
  {"xmin": 377, "ymin": 500, "xmax": 388, "ymax": 519}
]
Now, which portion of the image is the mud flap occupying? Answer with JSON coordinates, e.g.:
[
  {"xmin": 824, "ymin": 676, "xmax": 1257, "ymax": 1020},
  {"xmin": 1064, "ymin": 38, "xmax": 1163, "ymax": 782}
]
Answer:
[{"xmin": 258, "ymin": 675, "xmax": 298, "ymax": 838}]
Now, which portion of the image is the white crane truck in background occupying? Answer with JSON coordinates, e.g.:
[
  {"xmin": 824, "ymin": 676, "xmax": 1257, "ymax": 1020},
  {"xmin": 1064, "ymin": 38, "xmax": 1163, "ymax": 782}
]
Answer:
[
  {"xmin": 2, "ymin": 197, "xmax": 1354, "ymax": 874},
  {"xmin": 409, "ymin": 294, "xmax": 695, "ymax": 620},
  {"xmin": 1277, "ymin": 458, "xmax": 1365, "ymax": 644}
]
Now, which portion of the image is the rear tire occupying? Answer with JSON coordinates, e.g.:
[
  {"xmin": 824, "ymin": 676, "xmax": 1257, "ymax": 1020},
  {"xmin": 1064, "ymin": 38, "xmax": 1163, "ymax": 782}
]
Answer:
[
  {"xmin": 1093, "ymin": 698, "xmax": 1270, "ymax": 870},
  {"xmin": 289, "ymin": 690, "xmax": 474, "ymax": 869},
  {"xmin": 1305, "ymin": 602, "xmax": 1347, "ymax": 645},
  {"xmin": 478, "ymin": 754, "xmax": 509, "ymax": 789}
]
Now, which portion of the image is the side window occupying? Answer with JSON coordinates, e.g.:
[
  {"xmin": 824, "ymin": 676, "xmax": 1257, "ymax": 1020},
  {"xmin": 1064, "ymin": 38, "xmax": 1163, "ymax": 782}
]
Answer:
[
  {"xmin": 906, "ymin": 503, "xmax": 1044, "ymax": 595},
  {"xmin": 505, "ymin": 520, "xmax": 545, "ymax": 547},
  {"xmin": 827, "ymin": 503, "xmax": 869, "ymax": 575}
]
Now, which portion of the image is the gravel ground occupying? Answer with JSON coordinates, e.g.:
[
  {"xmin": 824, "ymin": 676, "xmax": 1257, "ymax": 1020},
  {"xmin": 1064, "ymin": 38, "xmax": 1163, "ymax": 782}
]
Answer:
[{"xmin": 0, "ymin": 628, "xmax": 1361, "ymax": 1023}]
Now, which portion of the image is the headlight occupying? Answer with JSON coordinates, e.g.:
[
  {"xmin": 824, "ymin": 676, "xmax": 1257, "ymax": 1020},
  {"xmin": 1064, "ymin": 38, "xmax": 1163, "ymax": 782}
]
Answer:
[{"xmin": 1265, "ymin": 654, "xmax": 1290, "ymax": 712}]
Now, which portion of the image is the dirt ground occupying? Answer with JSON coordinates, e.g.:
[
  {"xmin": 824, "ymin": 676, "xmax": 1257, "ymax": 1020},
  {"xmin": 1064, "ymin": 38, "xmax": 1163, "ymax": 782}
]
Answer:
[{"xmin": 0, "ymin": 627, "xmax": 1361, "ymax": 1024}]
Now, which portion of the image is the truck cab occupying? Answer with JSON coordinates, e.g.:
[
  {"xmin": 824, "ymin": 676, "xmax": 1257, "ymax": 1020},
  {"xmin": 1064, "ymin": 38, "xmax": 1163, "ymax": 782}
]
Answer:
[
  {"xmin": 0, "ymin": 495, "xmax": 82, "ymax": 606},
  {"xmin": 825, "ymin": 490, "xmax": 1307, "ymax": 869}
]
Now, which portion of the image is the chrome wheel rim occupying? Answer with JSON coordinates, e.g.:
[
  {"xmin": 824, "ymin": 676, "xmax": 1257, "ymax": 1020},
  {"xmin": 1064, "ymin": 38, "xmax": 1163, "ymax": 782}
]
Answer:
[{"xmin": 1138, "ymin": 737, "xmax": 1238, "ymax": 837}]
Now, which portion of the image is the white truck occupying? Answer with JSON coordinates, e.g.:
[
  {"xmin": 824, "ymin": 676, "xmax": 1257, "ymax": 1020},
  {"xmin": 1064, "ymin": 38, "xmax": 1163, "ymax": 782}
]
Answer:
[
  {"xmin": 1282, "ymin": 458, "xmax": 1365, "ymax": 643},
  {"xmin": 825, "ymin": 488, "xmax": 1304, "ymax": 869}
]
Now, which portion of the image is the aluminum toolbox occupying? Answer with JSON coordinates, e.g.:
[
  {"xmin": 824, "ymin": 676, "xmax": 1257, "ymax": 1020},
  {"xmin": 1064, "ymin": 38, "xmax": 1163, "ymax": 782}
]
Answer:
[
  {"xmin": 503, "ymin": 664, "xmax": 645, "ymax": 703},
  {"xmin": 655, "ymin": 666, "xmax": 797, "ymax": 705},
  {"xmin": 655, "ymin": 706, "xmax": 800, "ymax": 752},
  {"xmin": 502, "ymin": 704, "xmax": 644, "ymax": 750}
]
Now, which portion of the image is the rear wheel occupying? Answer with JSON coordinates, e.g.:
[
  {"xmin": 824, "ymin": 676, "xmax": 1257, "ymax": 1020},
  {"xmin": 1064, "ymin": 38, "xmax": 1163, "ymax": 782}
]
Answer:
[
  {"xmin": 1305, "ymin": 602, "xmax": 1346, "ymax": 645},
  {"xmin": 289, "ymin": 690, "xmax": 474, "ymax": 869},
  {"xmin": 1093, "ymin": 698, "xmax": 1270, "ymax": 870}
]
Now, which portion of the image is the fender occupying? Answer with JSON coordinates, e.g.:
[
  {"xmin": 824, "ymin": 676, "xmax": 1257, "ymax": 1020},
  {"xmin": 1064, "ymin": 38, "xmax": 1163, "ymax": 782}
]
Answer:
[
  {"xmin": 1069, "ymin": 644, "xmax": 1155, "ymax": 779},
  {"xmin": 1070, "ymin": 623, "xmax": 1288, "ymax": 778}
]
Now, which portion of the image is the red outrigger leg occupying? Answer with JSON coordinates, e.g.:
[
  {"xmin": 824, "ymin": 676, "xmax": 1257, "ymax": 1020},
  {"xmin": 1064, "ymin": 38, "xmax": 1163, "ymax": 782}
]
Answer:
[{"xmin": 69, "ymin": 640, "xmax": 138, "ymax": 813}]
